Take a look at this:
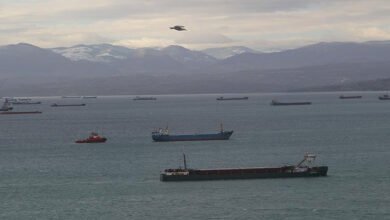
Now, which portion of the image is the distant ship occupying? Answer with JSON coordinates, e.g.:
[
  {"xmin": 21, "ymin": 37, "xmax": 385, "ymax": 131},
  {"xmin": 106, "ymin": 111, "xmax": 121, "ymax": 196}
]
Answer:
[
  {"xmin": 51, "ymin": 103, "xmax": 86, "ymax": 107},
  {"xmin": 271, "ymin": 100, "xmax": 312, "ymax": 106},
  {"xmin": 378, "ymin": 94, "xmax": 390, "ymax": 100},
  {"xmin": 160, "ymin": 153, "xmax": 328, "ymax": 181},
  {"xmin": 133, "ymin": 96, "xmax": 157, "ymax": 100},
  {"xmin": 75, "ymin": 132, "xmax": 107, "ymax": 143},
  {"xmin": 62, "ymin": 96, "xmax": 81, "ymax": 99},
  {"xmin": 11, "ymin": 101, "xmax": 41, "ymax": 105},
  {"xmin": 339, "ymin": 95, "xmax": 362, "ymax": 99},
  {"xmin": 216, "ymin": 96, "xmax": 248, "ymax": 101},
  {"xmin": 1, "ymin": 111, "xmax": 42, "ymax": 115},
  {"xmin": 152, "ymin": 124, "xmax": 233, "ymax": 142},
  {"xmin": 0, "ymin": 100, "xmax": 13, "ymax": 111},
  {"xmin": 82, "ymin": 96, "xmax": 97, "ymax": 99}
]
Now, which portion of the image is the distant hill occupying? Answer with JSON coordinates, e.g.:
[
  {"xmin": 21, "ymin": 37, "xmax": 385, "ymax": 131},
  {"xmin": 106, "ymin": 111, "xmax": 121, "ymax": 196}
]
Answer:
[
  {"xmin": 1, "ymin": 41, "xmax": 390, "ymax": 96},
  {"xmin": 293, "ymin": 78, "xmax": 390, "ymax": 92},
  {"xmin": 220, "ymin": 41, "xmax": 390, "ymax": 71}
]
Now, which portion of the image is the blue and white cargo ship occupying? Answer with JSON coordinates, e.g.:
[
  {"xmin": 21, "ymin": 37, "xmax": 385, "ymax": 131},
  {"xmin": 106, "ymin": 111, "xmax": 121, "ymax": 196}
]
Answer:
[{"xmin": 152, "ymin": 124, "xmax": 233, "ymax": 142}]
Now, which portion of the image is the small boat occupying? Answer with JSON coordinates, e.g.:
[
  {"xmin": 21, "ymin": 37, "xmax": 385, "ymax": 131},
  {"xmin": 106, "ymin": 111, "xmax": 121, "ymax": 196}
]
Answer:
[
  {"xmin": 82, "ymin": 96, "xmax": 97, "ymax": 99},
  {"xmin": 75, "ymin": 132, "xmax": 107, "ymax": 143},
  {"xmin": 271, "ymin": 100, "xmax": 312, "ymax": 106},
  {"xmin": 216, "ymin": 96, "xmax": 248, "ymax": 101},
  {"xmin": 339, "ymin": 95, "xmax": 362, "ymax": 99},
  {"xmin": 133, "ymin": 96, "xmax": 157, "ymax": 101},
  {"xmin": 152, "ymin": 124, "xmax": 233, "ymax": 142},
  {"xmin": 11, "ymin": 101, "xmax": 41, "ymax": 105},
  {"xmin": 378, "ymin": 94, "xmax": 390, "ymax": 100},
  {"xmin": 160, "ymin": 153, "xmax": 328, "ymax": 181},
  {"xmin": 1, "ymin": 111, "xmax": 42, "ymax": 115},
  {"xmin": 51, "ymin": 103, "xmax": 86, "ymax": 107}
]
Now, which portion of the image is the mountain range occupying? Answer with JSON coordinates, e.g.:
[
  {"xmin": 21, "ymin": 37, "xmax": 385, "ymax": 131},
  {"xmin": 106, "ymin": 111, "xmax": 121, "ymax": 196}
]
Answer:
[{"xmin": 1, "ymin": 41, "xmax": 390, "ymax": 96}]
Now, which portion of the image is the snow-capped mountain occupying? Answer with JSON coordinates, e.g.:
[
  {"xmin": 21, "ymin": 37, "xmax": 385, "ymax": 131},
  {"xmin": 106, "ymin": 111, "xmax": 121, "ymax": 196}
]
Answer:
[
  {"xmin": 52, "ymin": 44, "xmax": 135, "ymax": 62},
  {"xmin": 51, "ymin": 44, "xmax": 216, "ymax": 64},
  {"xmin": 202, "ymin": 46, "xmax": 262, "ymax": 59}
]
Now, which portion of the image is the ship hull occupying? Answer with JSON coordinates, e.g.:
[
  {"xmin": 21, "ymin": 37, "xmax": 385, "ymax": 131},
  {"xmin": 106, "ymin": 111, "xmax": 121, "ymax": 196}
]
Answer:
[
  {"xmin": 51, "ymin": 104, "xmax": 86, "ymax": 107},
  {"xmin": 217, "ymin": 97, "xmax": 248, "ymax": 101},
  {"xmin": 271, "ymin": 102, "xmax": 311, "ymax": 106},
  {"xmin": 339, "ymin": 96, "xmax": 362, "ymax": 99},
  {"xmin": 161, "ymin": 166, "xmax": 328, "ymax": 181},
  {"xmin": 152, "ymin": 131, "xmax": 233, "ymax": 142},
  {"xmin": 1, "ymin": 111, "xmax": 42, "ymax": 115}
]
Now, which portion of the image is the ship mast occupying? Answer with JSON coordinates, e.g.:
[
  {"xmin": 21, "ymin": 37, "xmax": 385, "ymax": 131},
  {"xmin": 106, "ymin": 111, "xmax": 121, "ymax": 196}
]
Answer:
[
  {"xmin": 183, "ymin": 153, "xmax": 187, "ymax": 170},
  {"xmin": 220, "ymin": 123, "xmax": 224, "ymax": 132}
]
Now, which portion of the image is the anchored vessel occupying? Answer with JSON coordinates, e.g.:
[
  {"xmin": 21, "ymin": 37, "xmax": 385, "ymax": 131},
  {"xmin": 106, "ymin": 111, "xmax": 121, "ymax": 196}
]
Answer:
[
  {"xmin": 82, "ymin": 96, "xmax": 97, "ymax": 99},
  {"xmin": 160, "ymin": 153, "xmax": 328, "ymax": 181},
  {"xmin": 271, "ymin": 100, "xmax": 312, "ymax": 106},
  {"xmin": 217, "ymin": 96, "xmax": 248, "ymax": 101},
  {"xmin": 62, "ymin": 96, "xmax": 81, "ymax": 99},
  {"xmin": 1, "ymin": 111, "xmax": 42, "ymax": 115},
  {"xmin": 75, "ymin": 132, "xmax": 107, "ymax": 143},
  {"xmin": 133, "ymin": 96, "xmax": 157, "ymax": 100},
  {"xmin": 378, "ymin": 94, "xmax": 390, "ymax": 100},
  {"xmin": 152, "ymin": 124, "xmax": 233, "ymax": 142},
  {"xmin": 51, "ymin": 103, "xmax": 86, "ymax": 107},
  {"xmin": 339, "ymin": 95, "xmax": 362, "ymax": 99},
  {"xmin": 11, "ymin": 101, "xmax": 41, "ymax": 104}
]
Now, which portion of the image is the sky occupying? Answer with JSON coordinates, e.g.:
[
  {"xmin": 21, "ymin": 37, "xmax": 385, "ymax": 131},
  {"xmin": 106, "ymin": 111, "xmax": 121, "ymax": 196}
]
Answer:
[{"xmin": 1, "ymin": 0, "xmax": 390, "ymax": 51}]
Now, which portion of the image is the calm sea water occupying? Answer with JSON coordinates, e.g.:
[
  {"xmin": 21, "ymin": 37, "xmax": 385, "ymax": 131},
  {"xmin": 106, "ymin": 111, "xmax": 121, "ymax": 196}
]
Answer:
[{"xmin": 0, "ymin": 92, "xmax": 389, "ymax": 220}]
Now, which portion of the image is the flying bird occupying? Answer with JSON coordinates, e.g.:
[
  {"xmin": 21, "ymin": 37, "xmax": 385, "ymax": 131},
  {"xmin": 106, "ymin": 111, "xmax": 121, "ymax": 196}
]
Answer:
[{"xmin": 170, "ymin": 25, "xmax": 187, "ymax": 31}]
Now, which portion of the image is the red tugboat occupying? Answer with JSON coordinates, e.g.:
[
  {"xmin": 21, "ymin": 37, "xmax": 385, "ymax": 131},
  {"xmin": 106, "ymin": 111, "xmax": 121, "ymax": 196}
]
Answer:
[{"xmin": 75, "ymin": 132, "xmax": 107, "ymax": 143}]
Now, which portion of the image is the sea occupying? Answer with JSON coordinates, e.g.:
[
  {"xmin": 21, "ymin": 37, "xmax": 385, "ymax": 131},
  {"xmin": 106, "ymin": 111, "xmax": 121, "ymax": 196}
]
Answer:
[{"xmin": 0, "ymin": 92, "xmax": 389, "ymax": 220}]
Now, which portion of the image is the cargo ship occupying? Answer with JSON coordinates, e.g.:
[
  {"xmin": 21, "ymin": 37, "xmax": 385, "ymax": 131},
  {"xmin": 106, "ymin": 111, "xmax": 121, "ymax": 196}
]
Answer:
[
  {"xmin": 133, "ymin": 96, "xmax": 157, "ymax": 100},
  {"xmin": 216, "ymin": 96, "xmax": 248, "ymax": 101},
  {"xmin": 378, "ymin": 94, "xmax": 390, "ymax": 100},
  {"xmin": 339, "ymin": 95, "xmax": 362, "ymax": 99},
  {"xmin": 1, "ymin": 111, "xmax": 42, "ymax": 115},
  {"xmin": 11, "ymin": 101, "xmax": 41, "ymax": 105},
  {"xmin": 160, "ymin": 153, "xmax": 328, "ymax": 181},
  {"xmin": 62, "ymin": 96, "xmax": 81, "ymax": 99},
  {"xmin": 82, "ymin": 96, "xmax": 97, "ymax": 99},
  {"xmin": 152, "ymin": 124, "xmax": 233, "ymax": 142},
  {"xmin": 271, "ymin": 100, "xmax": 312, "ymax": 106},
  {"xmin": 51, "ymin": 103, "xmax": 86, "ymax": 107}
]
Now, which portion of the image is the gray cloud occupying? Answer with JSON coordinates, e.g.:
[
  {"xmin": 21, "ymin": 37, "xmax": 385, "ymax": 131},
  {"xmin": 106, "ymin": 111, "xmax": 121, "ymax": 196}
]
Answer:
[{"xmin": 0, "ymin": 0, "xmax": 389, "ymax": 50}]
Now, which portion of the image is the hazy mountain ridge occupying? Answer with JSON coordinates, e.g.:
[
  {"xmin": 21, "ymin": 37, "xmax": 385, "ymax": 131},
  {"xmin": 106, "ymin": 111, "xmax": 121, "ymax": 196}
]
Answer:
[
  {"xmin": 1, "ymin": 41, "xmax": 390, "ymax": 95},
  {"xmin": 202, "ymin": 46, "xmax": 261, "ymax": 59}
]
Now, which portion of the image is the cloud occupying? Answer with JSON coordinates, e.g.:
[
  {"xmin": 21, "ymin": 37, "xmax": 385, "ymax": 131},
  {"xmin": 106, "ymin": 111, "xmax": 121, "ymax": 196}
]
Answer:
[
  {"xmin": 114, "ymin": 38, "xmax": 175, "ymax": 48},
  {"xmin": 1, "ymin": 0, "xmax": 390, "ymax": 50}
]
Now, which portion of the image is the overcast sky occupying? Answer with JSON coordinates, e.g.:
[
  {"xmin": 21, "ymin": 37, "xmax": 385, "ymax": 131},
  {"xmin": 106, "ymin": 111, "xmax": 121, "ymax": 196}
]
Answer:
[{"xmin": 1, "ymin": 0, "xmax": 390, "ymax": 51}]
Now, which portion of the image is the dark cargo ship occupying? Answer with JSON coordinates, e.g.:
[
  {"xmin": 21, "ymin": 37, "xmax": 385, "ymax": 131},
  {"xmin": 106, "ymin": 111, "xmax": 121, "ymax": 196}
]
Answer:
[
  {"xmin": 160, "ymin": 153, "xmax": 328, "ymax": 181},
  {"xmin": 133, "ymin": 96, "xmax": 157, "ymax": 100},
  {"xmin": 1, "ymin": 111, "xmax": 42, "ymax": 115},
  {"xmin": 271, "ymin": 100, "xmax": 312, "ymax": 106},
  {"xmin": 216, "ymin": 96, "xmax": 248, "ymax": 101},
  {"xmin": 51, "ymin": 103, "xmax": 86, "ymax": 107},
  {"xmin": 152, "ymin": 124, "xmax": 233, "ymax": 142},
  {"xmin": 378, "ymin": 94, "xmax": 390, "ymax": 100},
  {"xmin": 339, "ymin": 95, "xmax": 362, "ymax": 99}
]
